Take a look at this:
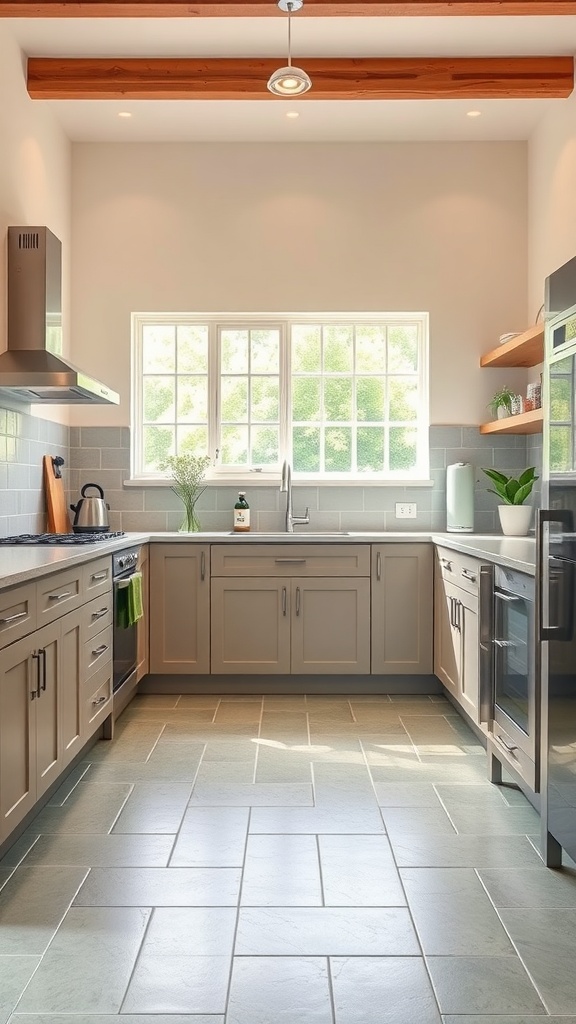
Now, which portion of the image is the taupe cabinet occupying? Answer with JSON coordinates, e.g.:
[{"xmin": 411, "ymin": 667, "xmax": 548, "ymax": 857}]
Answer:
[
  {"xmin": 210, "ymin": 544, "xmax": 371, "ymax": 675},
  {"xmin": 371, "ymin": 544, "xmax": 433, "ymax": 674},
  {"xmin": 0, "ymin": 557, "xmax": 113, "ymax": 844},
  {"xmin": 434, "ymin": 547, "xmax": 483, "ymax": 729},
  {"xmin": 149, "ymin": 544, "xmax": 210, "ymax": 674}
]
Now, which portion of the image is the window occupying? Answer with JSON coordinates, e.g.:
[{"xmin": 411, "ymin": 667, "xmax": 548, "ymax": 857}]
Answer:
[{"xmin": 131, "ymin": 312, "xmax": 429, "ymax": 481}]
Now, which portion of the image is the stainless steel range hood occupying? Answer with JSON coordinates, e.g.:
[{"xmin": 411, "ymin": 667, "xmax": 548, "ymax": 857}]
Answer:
[{"xmin": 0, "ymin": 227, "xmax": 119, "ymax": 405}]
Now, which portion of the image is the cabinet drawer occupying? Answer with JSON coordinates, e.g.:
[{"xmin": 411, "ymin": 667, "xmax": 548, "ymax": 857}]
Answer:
[
  {"xmin": 37, "ymin": 568, "xmax": 83, "ymax": 625},
  {"xmin": 84, "ymin": 664, "xmax": 113, "ymax": 734},
  {"xmin": 82, "ymin": 592, "xmax": 113, "ymax": 641},
  {"xmin": 82, "ymin": 624, "xmax": 113, "ymax": 682},
  {"xmin": 436, "ymin": 547, "xmax": 481, "ymax": 596},
  {"xmin": 0, "ymin": 582, "xmax": 36, "ymax": 649},
  {"xmin": 83, "ymin": 556, "xmax": 112, "ymax": 599},
  {"xmin": 211, "ymin": 544, "xmax": 370, "ymax": 577}
]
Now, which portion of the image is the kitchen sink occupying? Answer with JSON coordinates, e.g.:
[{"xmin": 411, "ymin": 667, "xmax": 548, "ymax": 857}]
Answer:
[{"xmin": 226, "ymin": 531, "xmax": 351, "ymax": 537}]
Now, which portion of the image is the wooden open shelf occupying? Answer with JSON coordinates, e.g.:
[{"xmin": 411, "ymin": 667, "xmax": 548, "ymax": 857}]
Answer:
[
  {"xmin": 480, "ymin": 408, "xmax": 543, "ymax": 435},
  {"xmin": 480, "ymin": 323, "xmax": 544, "ymax": 368}
]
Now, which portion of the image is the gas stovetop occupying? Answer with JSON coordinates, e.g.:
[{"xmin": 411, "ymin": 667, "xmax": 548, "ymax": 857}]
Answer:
[{"xmin": 0, "ymin": 532, "xmax": 125, "ymax": 546}]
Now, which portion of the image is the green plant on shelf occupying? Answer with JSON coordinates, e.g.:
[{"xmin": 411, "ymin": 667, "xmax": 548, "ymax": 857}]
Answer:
[
  {"xmin": 488, "ymin": 385, "xmax": 516, "ymax": 419},
  {"xmin": 482, "ymin": 467, "xmax": 539, "ymax": 505}
]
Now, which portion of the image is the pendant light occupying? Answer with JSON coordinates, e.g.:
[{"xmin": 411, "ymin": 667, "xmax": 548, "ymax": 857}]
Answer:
[{"xmin": 267, "ymin": 0, "xmax": 312, "ymax": 97}]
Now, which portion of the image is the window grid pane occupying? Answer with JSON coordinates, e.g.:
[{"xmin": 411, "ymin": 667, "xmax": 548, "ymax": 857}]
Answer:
[
  {"xmin": 218, "ymin": 327, "xmax": 281, "ymax": 468},
  {"xmin": 134, "ymin": 315, "xmax": 427, "ymax": 479},
  {"xmin": 290, "ymin": 322, "xmax": 422, "ymax": 475}
]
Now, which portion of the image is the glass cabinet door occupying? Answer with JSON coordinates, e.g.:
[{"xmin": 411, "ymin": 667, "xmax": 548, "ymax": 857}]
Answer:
[{"xmin": 494, "ymin": 592, "xmax": 530, "ymax": 735}]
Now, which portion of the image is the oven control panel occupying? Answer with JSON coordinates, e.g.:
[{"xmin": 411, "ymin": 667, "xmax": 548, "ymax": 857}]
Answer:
[{"xmin": 113, "ymin": 549, "xmax": 140, "ymax": 576}]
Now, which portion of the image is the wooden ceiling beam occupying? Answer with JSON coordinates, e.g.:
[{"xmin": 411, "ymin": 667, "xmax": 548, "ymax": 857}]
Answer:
[
  {"xmin": 4, "ymin": 1, "xmax": 576, "ymax": 17},
  {"xmin": 27, "ymin": 55, "xmax": 574, "ymax": 99}
]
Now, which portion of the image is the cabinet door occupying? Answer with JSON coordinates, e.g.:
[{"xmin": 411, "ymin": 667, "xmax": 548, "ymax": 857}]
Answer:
[
  {"xmin": 291, "ymin": 578, "xmax": 371, "ymax": 675},
  {"xmin": 458, "ymin": 589, "xmax": 481, "ymax": 727},
  {"xmin": 34, "ymin": 621, "xmax": 62, "ymax": 799},
  {"xmin": 149, "ymin": 544, "xmax": 210, "ymax": 674},
  {"xmin": 434, "ymin": 572, "xmax": 460, "ymax": 696},
  {"xmin": 60, "ymin": 608, "xmax": 83, "ymax": 767},
  {"xmin": 371, "ymin": 544, "xmax": 433, "ymax": 674},
  {"xmin": 136, "ymin": 544, "xmax": 149, "ymax": 682},
  {"xmin": 211, "ymin": 578, "xmax": 291, "ymax": 674},
  {"xmin": 0, "ymin": 637, "xmax": 36, "ymax": 842}
]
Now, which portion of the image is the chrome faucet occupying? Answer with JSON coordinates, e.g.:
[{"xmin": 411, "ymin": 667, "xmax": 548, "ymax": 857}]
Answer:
[{"xmin": 280, "ymin": 460, "xmax": 310, "ymax": 533}]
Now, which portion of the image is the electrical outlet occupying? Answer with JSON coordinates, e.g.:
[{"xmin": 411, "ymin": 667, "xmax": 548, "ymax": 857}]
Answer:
[{"xmin": 395, "ymin": 502, "xmax": 417, "ymax": 519}]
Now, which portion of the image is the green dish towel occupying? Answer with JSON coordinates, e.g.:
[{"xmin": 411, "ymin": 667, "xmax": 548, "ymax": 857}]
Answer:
[{"xmin": 116, "ymin": 572, "xmax": 144, "ymax": 629}]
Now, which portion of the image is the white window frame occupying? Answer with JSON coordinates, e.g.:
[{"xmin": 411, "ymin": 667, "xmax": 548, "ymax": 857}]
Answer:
[{"xmin": 130, "ymin": 311, "xmax": 430, "ymax": 486}]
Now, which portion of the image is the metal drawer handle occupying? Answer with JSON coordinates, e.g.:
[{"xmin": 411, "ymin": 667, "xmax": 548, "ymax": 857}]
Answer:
[
  {"xmin": 496, "ymin": 733, "xmax": 519, "ymax": 757},
  {"xmin": 376, "ymin": 550, "xmax": 382, "ymax": 581},
  {"xmin": 92, "ymin": 695, "xmax": 108, "ymax": 707},
  {"xmin": 91, "ymin": 644, "xmax": 109, "ymax": 657},
  {"xmin": 91, "ymin": 572, "xmax": 108, "ymax": 581},
  {"xmin": 0, "ymin": 610, "xmax": 27, "ymax": 625},
  {"xmin": 282, "ymin": 586, "xmax": 287, "ymax": 616},
  {"xmin": 201, "ymin": 550, "xmax": 206, "ymax": 581},
  {"xmin": 91, "ymin": 607, "xmax": 108, "ymax": 620},
  {"xmin": 48, "ymin": 591, "xmax": 72, "ymax": 601},
  {"xmin": 296, "ymin": 586, "xmax": 301, "ymax": 616},
  {"xmin": 493, "ymin": 639, "xmax": 516, "ymax": 648},
  {"xmin": 275, "ymin": 558, "xmax": 306, "ymax": 564},
  {"xmin": 441, "ymin": 558, "xmax": 453, "ymax": 570},
  {"xmin": 461, "ymin": 569, "xmax": 477, "ymax": 582}
]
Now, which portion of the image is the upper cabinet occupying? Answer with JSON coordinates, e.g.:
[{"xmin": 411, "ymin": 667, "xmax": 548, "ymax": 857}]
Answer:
[{"xmin": 479, "ymin": 323, "xmax": 544, "ymax": 436}]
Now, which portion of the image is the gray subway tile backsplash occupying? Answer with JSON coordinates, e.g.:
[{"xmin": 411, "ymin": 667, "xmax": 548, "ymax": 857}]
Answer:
[
  {"xmin": 66, "ymin": 425, "xmax": 532, "ymax": 536},
  {"xmin": 0, "ymin": 420, "xmax": 528, "ymax": 537},
  {"xmin": 0, "ymin": 404, "xmax": 69, "ymax": 537}
]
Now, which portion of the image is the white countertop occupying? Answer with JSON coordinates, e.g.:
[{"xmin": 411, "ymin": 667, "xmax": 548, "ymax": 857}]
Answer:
[{"xmin": 0, "ymin": 530, "xmax": 536, "ymax": 590}]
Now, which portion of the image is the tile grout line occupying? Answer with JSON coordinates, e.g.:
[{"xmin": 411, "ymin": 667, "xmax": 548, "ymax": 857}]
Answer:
[
  {"xmin": 224, "ymin": 804, "xmax": 252, "ymax": 1019},
  {"xmin": 252, "ymin": 694, "xmax": 265, "ymax": 785},
  {"xmin": 474, "ymin": 867, "xmax": 553, "ymax": 1015},
  {"xmin": 10, "ymin": 864, "xmax": 92, "ymax": 1018},
  {"xmin": 431, "ymin": 785, "xmax": 460, "ymax": 835},
  {"xmin": 326, "ymin": 954, "xmax": 338, "ymax": 1024},
  {"xmin": 117, "ymin": 905, "xmax": 155, "ymax": 1015}
]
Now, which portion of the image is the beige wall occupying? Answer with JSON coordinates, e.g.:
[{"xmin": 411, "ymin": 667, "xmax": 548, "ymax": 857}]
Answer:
[
  {"xmin": 0, "ymin": 25, "xmax": 72, "ymax": 424},
  {"xmin": 70, "ymin": 141, "xmax": 528, "ymax": 428},
  {"xmin": 528, "ymin": 91, "xmax": 576, "ymax": 313}
]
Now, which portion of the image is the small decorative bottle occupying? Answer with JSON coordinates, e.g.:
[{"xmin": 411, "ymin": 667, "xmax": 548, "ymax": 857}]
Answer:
[{"xmin": 233, "ymin": 492, "xmax": 250, "ymax": 532}]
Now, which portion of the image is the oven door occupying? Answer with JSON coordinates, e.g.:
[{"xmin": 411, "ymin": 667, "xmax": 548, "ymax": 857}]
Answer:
[
  {"xmin": 113, "ymin": 571, "xmax": 138, "ymax": 692},
  {"xmin": 493, "ymin": 584, "xmax": 535, "ymax": 758}
]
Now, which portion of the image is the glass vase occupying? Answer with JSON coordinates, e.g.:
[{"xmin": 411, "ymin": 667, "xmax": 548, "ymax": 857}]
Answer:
[{"xmin": 178, "ymin": 500, "xmax": 201, "ymax": 533}]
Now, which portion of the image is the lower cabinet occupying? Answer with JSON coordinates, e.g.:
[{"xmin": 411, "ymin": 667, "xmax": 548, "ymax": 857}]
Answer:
[
  {"xmin": 149, "ymin": 544, "xmax": 210, "ymax": 674},
  {"xmin": 371, "ymin": 544, "xmax": 433, "ymax": 674},
  {"xmin": 434, "ymin": 569, "xmax": 481, "ymax": 727},
  {"xmin": 211, "ymin": 577, "xmax": 370, "ymax": 675},
  {"xmin": 0, "ymin": 612, "xmax": 84, "ymax": 842}
]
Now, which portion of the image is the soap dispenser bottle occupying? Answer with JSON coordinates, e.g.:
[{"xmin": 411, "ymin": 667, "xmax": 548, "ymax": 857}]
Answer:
[{"xmin": 233, "ymin": 492, "xmax": 250, "ymax": 532}]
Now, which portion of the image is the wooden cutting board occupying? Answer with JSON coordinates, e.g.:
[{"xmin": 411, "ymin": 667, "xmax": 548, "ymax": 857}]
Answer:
[{"xmin": 43, "ymin": 455, "xmax": 71, "ymax": 534}]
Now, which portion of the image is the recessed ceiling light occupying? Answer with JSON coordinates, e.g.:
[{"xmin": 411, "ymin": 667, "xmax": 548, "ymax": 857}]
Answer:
[
  {"xmin": 467, "ymin": 110, "xmax": 482, "ymax": 118},
  {"xmin": 118, "ymin": 111, "xmax": 132, "ymax": 119},
  {"xmin": 286, "ymin": 111, "xmax": 300, "ymax": 119}
]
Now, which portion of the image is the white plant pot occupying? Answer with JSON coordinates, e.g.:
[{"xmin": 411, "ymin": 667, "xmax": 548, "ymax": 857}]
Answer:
[
  {"xmin": 498, "ymin": 504, "xmax": 532, "ymax": 537},
  {"xmin": 497, "ymin": 406, "xmax": 511, "ymax": 419}
]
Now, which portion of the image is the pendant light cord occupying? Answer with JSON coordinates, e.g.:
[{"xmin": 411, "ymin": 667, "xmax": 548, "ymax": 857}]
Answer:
[{"xmin": 287, "ymin": 1, "xmax": 293, "ymax": 68}]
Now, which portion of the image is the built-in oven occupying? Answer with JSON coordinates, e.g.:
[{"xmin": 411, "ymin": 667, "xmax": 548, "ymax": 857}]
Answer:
[
  {"xmin": 112, "ymin": 547, "xmax": 140, "ymax": 718},
  {"xmin": 480, "ymin": 563, "xmax": 538, "ymax": 792}
]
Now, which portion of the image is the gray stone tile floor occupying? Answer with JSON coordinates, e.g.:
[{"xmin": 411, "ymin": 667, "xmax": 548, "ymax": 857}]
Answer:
[{"xmin": 1, "ymin": 692, "xmax": 576, "ymax": 1021}]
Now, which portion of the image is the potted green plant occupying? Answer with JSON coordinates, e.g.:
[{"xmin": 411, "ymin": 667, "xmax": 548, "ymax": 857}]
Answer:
[
  {"xmin": 488, "ymin": 385, "xmax": 516, "ymax": 420},
  {"xmin": 482, "ymin": 467, "xmax": 539, "ymax": 536}
]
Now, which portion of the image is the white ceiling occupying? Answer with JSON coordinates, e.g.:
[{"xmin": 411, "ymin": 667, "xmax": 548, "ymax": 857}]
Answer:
[{"xmin": 7, "ymin": 15, "xmax": 576, "ymax": 142}]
